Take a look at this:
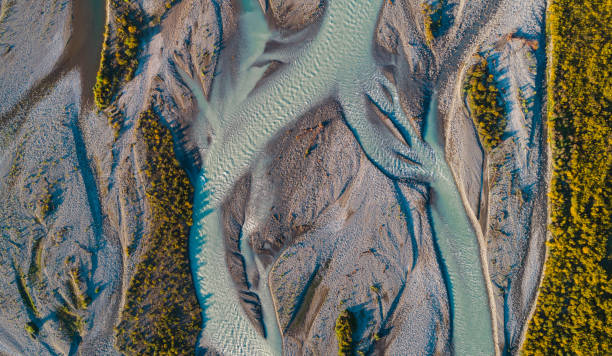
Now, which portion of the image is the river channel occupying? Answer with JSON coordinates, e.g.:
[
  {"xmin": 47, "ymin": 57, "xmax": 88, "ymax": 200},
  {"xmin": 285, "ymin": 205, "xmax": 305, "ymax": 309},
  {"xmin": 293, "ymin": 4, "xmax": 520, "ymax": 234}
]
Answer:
[{"xmin": 186, "ymin": 0, "xmax": 496, "ymax": 354}]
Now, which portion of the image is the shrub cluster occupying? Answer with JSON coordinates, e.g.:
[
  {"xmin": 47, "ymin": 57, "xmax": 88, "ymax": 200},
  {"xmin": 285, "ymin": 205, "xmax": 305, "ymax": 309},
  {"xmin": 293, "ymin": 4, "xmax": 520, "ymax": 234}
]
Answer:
[
  {"xmin": 422, "ymin": 1, "xmax": 446, "ymax": 44},
  {"xmin": 164, "ymin": 0, "xmax": 179, "ymax": 10},
  {"xmin": 16, "ymin": 266, "xmax": 39, "ymax": 319},
  {"xmin": 15, "ymin": 264, "xmax": 42, "ymax": 338},
  {"xmin": 465, "ymin": 59, "xmax": 506, "ymax": 150},
  {"xmin": 55, "ymin": 304, "xmax": 84, "ymax": 340},
  {"xmin": 37, "ymin": 189, "xmax": 52, "ymax": 220},
  {"xmin": 522, "ymin": 0, "xmax": 611, "ymax": 354},
  {"xmin": 27, "ymin": 236, "xmax": 45, "ymax": 283},
  {"xmin": 67, "ymin": 268, "xmax": 89, "ymax": 310},
  {"xmin": 115, "ymin": 109, "xmax": 202, "ymax": 355},
  {"xmin": 106, "ymin": 106, "xmax": 124, "ymax": 139},
  {"xmin": 335, "ymin": 309, "xmax": 355, "ymax": 356},
  {"xmin": 0, "ymin": 0, "xmax": 15, "ymax": 26},
  {"xmin": 93, "ymin": 0, "xmax": 144, "ymax": 110},
  {"xmin": 25, "ymin": 322, "xmax": 39, "ymax": 337}
]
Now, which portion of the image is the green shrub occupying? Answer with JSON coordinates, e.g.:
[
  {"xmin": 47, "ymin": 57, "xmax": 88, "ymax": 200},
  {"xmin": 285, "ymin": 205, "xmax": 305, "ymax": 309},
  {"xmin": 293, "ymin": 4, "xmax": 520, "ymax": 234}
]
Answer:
[
  {"xmin": 38, "ymin": 189, "xmax": 52, "ymax": 219},
  {"xmin": 67, "ymin": 268, "xmax": 88, "ymax": 310},
  {"xmin": 335, "ymin": 309, "xmax": 355, "ymax": 356},
  {"xmin": 93, "ymin": 0, "xmax": 144, "ymax": 110},
  {"xmin": 0, "ymin": 0, "xmax": 15, "ymax": 25},
  {"xmin": 115, "ymin": 108, "xmax": 201, "ymax": 355},
  {"xmin": 28, "ymin": 236, "xmax": 45, "ymax": 283},
  {"xmin": 522, "ymin": 0, "xmax": 612, "ymax": 354},
  {"xmin": 56, "ymin": 304, "xmax": 84, "ymax": 339},
  {"xmin": 422, "ymin": 1, "xmax": 447, "ymax": 44},
  {"xmin": 16, "ymin": 266, "xmax": 39, "ymax": 319},
  {"xmin": 25, "ymin": 322, "xmax": 39, "ymax": 338},
  {"xmin": 465, "ymin": 59, "xmax": 506, "ymax": 150}
]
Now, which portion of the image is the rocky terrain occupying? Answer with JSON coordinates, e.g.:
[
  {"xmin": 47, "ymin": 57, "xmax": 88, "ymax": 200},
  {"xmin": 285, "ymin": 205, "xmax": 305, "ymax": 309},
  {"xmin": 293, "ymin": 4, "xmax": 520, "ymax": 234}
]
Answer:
[{"xmin": 0, "ymin": 0, "xmax": 551, "ymax": 355}]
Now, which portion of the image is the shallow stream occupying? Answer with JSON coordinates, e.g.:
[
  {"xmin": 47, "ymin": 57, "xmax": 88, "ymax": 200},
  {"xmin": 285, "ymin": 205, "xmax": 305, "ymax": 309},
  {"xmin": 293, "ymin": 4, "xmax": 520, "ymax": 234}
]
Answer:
[{"xmin": 188, "ymin": 0, "xmax": 496, "ymax": 354}]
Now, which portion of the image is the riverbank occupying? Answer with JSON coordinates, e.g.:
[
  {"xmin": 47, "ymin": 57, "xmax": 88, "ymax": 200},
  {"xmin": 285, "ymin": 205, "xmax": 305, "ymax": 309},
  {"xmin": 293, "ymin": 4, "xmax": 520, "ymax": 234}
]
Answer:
[{"xmin": 522, "ymin": 0, "xmax": 611, "ymax": 353}]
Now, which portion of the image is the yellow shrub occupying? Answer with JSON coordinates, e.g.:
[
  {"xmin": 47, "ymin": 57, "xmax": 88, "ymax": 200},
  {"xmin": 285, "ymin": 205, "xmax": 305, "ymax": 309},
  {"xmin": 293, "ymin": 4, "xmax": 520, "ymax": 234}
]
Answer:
[
  {"xmin": 522, "ymin": 0, "xmax": 612, "ymax": 354},
  {"xmin": 115, "ymin": 109, "xmax": 202, "ymax": 355}
]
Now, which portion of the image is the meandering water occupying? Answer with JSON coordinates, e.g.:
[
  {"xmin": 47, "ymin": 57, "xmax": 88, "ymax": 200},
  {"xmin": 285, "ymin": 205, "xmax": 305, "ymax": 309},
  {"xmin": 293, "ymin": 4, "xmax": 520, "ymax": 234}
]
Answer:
[
  {"xmin": 424, "ymin": 96, "xmax": 496, "ymax": 355},
  {"xmin": 188, "ymin": 0, "xmax": 496, "ymax": 354}
]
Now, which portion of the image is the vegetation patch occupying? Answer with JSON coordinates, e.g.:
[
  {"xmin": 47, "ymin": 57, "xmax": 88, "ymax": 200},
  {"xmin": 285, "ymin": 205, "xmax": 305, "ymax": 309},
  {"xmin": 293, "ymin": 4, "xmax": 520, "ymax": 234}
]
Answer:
[
  {"xmin": 16, "ymin": 265, "xmax": 39, "ymax": 319},
  {"xmin": 67, "ymin": 268, "xmax": 88, "ymax": 310},
  {"xmin": 5, "ymin": 135, "xmax": 26, "ymax": 187},
  {"xmin": 106, "ymin": 106, "xmax": 125, "ymax": 139},
  {"xmin": 163, "ymin": 0, "xmax": 179, "ymax": 10},
  {"xmin": 335, "ymin": 309, "xmax": 356, "ymax": 356},
  {"xmin": 522, "ymin": 0, "xmax": 611, "ymax": 354},
  {"xmin": 15, "ymin": 260, "xmax": 42, "ymax": 339},
  {"xmin": 465, "ymin": 59, "xmax": 507, "ymax": 150},
  {"xmin": 37, "ymin": 188, "xmax": 53, "ymax": 220},
  {"xmin": 422, "ymin": 0, "xmax": 447, "ymax": 44},
  {"xmin": 93, "ymin": 0, "xmax": 144, "ymax": 110},
  {"xmin": 56, "ymin": 304, "xmax": 85, "ymax": 340},
  {"xmin": 28, "ymin": 236, "xmax": 45, "ymax": 284},
  {"xmin": 115, "ymin": 108, "xmax": 201, "ymax": 355},
  {"xmin": 25, "ymin": 321, "xmax": 39, "ymax": 338}
]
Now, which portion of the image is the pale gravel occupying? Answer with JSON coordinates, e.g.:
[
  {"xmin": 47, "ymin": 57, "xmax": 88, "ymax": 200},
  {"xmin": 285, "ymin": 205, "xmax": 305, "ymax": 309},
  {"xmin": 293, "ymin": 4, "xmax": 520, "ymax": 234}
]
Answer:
[
  {"xmin": 0, "ymin": 0, "xmax": 550, "ymax": 354},
  {"xmin": 0, "ymin": 0, "xmax": 70, "ymax": 117}
]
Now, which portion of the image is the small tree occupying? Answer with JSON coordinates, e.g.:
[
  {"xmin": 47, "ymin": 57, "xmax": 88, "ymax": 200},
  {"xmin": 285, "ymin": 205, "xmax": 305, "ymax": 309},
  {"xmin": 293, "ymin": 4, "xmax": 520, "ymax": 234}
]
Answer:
[{"xmin": 335, "ymin": 309, "xmax": 355, "ymax": 356}]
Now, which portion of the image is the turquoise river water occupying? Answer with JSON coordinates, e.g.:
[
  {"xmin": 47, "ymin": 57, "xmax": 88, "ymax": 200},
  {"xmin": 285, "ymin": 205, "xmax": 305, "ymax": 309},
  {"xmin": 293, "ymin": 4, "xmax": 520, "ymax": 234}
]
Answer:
[{"xmin": 187, "ymin": 0, "xmax": 496, "ymax": 354}]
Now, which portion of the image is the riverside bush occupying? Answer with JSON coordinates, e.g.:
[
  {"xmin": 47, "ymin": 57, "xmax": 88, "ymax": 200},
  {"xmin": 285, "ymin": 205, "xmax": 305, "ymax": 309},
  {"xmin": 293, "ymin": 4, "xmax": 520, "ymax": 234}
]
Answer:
[
  {"xmin": 16, "ymin": 266, "xmax": 39, "ymax": 319},
  {"xmin": 67, "ymin": 268, "xmax": 88, "ymax": 310},
  {"xmin": 93, "ymin": 0, "xmax": 143, "ymax": 110},
  {"xmin": 115, "ymin": 108, "xmax": 201, "ymax": 355},
  {"xmin": 522, "ymin": 0, "xmax": 611, "ymax": 354},
  {"xmin": 55, "ymin": 304, "xmax": 84, "ymax": 339},
  {"xmin": 465, "ymin": 59, "xmax": 506, "ymax": 150},
  {"xmin": 27, "ymin": 236, "xmax": 45, "ymax": 283},
  {"xmin": 335, "ymin": 309, "xmax": 355, "ymax": 356},
  {"xmin": 422, "ymin": 1, "xmax": 447, "ymax": 44}
]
